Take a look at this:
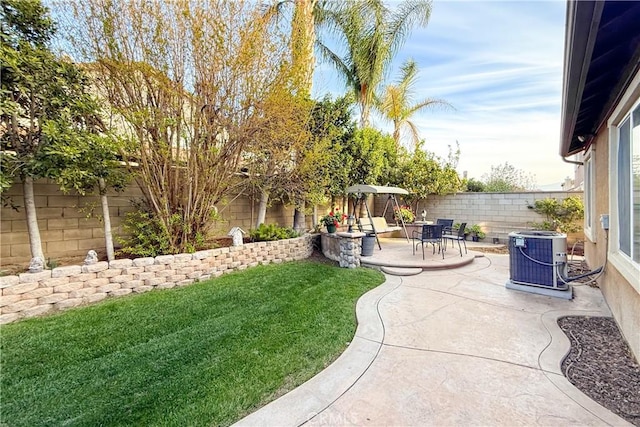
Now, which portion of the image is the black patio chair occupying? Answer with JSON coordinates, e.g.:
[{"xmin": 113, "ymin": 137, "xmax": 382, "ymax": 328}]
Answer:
[
  {"xmin": 443, "ymin": 222, "xmax": 468, "ymax": 257},
  {"xmin": 436, "ymin": 218, "xmax": 454, "ymax": 235},
  {"xmin": 412, "ymin": 224, "xmax": 444, "ymax": 260}
]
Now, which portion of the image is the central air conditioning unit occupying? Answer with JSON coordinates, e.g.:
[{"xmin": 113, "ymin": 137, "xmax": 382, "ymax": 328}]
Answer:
[{"xmin": 506, "ymin": 231, "xmax": 572, "ymax": 299}]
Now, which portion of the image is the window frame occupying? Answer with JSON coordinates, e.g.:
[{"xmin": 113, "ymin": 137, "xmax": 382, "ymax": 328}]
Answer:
[
  {"xmin": 607, "ymin": 69, "xmax": 640, "ymax": 291},
  {"xmin": 583, "ymin": 148, "xmax": 595, "ymax": 242}
]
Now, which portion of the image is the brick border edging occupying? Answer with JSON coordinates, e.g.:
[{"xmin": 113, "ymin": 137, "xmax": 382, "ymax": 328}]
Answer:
[{"xmin": 0, "ymin": 235, "xmax": 314, "ymax": 324}]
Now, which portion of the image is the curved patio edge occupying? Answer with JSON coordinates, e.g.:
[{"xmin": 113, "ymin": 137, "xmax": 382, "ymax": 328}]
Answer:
[
  {"xmin": 360, "ymin": 249, "xmax": 479, "ymax": 271},
  {"xmin": 538, "ymin": 310, "xmax": 631, "ymax": 426},
  {"xmin": 233, "ymin": 275, "xmax": 402, "ymax": 427}
]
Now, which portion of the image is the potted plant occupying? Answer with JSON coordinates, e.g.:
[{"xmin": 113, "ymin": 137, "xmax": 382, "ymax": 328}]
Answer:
[
  {"xmin": 320, "ymin": 210, "xmax": 346, "ymax": 233},
  {"xmin": 393, "ymin": 205, "xmax": 415, "ymax": 224},
  {"xmin": 468, "ymin": 224, "xmax": 486, "ymax": 242}
]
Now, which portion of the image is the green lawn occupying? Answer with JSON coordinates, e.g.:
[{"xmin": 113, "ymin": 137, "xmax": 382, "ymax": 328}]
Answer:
[{"xmin": 1, "ymin": 260, "xmax": 384, "ymax": 427}]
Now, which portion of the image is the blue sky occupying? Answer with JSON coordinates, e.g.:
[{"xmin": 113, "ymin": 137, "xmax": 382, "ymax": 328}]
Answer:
[{"xmin": 313, "ymin": 0, "xmax": 574, "ymax": 189}]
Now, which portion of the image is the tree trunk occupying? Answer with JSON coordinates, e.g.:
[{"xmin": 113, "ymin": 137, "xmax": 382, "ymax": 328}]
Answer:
[
  {"xmin": 99, "ymin": 178, "xmax": 115, "ymax": 262},
  {"xmin": 312, "ymin": 205, "xmax": 318, "ymax": 227},
  {"xmin": 291, "ymin": 0, "xmax": 317, "ymax": 96},
  {"xmin": 360, "ymin": 86, "xmax": 370, "ymax": 128},
  {"xmin": 293, "ymin": 197, "xmax": 306, "ymax": 232},
  {"xmin": 23, "ymin": 176, "xmax": 45, "ymax": 262},
  {"xmin": 256, "ymin": 190, "xmax": 269, "ymax": 227}
]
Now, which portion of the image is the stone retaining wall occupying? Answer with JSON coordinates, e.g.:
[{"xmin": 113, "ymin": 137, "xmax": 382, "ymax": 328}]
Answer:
[{"xmin": 0, "ymin": 235, "xmax": 313, "ymax": 324}]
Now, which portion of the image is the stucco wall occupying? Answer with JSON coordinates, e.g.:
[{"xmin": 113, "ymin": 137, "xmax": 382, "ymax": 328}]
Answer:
[{"xmin": 586, "ymin": 131, "xmax": 640, "ymax": 360}]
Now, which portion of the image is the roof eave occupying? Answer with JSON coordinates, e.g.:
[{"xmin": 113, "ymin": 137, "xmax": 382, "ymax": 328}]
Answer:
[{"xmin": 559, "ymin": 0, "xmax": 604, "ymax": 157}]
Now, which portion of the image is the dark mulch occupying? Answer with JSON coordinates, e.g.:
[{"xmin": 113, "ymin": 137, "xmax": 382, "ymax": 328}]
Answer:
[{"xmin": 559, "ymin": 316, "xmax": 640, "ymax": 426}]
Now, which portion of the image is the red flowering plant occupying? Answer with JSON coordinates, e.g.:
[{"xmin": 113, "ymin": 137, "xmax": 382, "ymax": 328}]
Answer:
[{"xmin": 320, "ymin": 209, "xmax": 347, "ymax": 227}]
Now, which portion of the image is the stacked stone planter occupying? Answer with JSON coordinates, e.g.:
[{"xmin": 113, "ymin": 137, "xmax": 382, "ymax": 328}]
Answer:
[
  {"xmin": 0, "ymin": 235, "xmax": 313, "ymax": 324},
  {"xmin": 321, "ymin": 231, "xmax": 365, "ymax": 269}
]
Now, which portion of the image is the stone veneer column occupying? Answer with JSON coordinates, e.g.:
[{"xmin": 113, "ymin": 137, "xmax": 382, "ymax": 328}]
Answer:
[{"xmin": 336, "ymin": 231, "xmax": 365, "ymax": 268}]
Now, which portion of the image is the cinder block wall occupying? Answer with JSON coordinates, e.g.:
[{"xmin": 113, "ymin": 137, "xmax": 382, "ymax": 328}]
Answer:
[
  {"xmin": 373, "ymin": 191, "xmax": 584, "ymax": 243},
  {"xmin": 1, "ymin": 180, "xmax": 145, "ymax": 265},
  {"xmin": 2, "ymin": 180, "xmax": 582, "ymax": 267},
  {"xmin": 1, "ymin": 179, "xmax": 317, "ymax": 267}
]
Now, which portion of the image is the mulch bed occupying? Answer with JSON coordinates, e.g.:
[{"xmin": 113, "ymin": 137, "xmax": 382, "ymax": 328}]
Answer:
[{"xmin": 559, "ymin": 316, "xmax": 640, "ymax": 426}]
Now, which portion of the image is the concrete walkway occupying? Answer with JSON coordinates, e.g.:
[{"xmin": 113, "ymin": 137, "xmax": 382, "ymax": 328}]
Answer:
[{"xmin": 235, "ymin": 252, "xmax": 631, "ymax": 426}]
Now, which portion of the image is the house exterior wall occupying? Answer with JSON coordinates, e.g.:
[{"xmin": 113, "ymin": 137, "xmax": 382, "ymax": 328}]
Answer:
[
  {"xmin": 583, "ymin": 73, "xmax": 640, "ymax": 361},
  {"xmin": 586, "ymin": 128, "xmax": 640, "ymax": 360}
]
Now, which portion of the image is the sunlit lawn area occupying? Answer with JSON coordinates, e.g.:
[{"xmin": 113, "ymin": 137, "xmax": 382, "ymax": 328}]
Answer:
[{"xmin": 1, "ymin": 260, "xmax": 384, "ymax": 427}]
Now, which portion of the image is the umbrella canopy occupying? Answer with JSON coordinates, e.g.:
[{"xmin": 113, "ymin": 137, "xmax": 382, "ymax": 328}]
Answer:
[{"xmin": 345, "ymin": 184, "xmax": 409, "ymax": 195}]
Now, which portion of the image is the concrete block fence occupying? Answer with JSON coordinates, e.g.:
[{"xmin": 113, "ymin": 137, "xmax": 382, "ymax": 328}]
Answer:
[
  {"xmin": 0, "ymin": 178, "xmax": 317, "ymax": 266},
  {"xmin": 0, "ymin": 235, "xmax": 313, "ymax": 324},
  {"xmin": 373, "ymin": 191, "xmax": 584, "ymax": 243}
]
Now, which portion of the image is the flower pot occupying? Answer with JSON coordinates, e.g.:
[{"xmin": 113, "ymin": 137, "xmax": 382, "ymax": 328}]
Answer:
[{"xmin": 326, "ymin": 224, "xmax": 337, "ymax": 233}]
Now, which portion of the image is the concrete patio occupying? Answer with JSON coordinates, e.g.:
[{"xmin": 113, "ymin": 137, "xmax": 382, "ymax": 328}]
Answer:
[
  {"xmin": 359, "ymin": 237, "xmax": 486, "ymax": 274},
  {"xmin": 236, "ymin": 244, "xmax": 630, "ymax": 426}
]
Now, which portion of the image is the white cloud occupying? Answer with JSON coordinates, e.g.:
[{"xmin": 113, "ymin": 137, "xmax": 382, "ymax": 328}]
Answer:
[{"xmin": 315, "ymin": 0, "xmax": 575, "ymax": 189}]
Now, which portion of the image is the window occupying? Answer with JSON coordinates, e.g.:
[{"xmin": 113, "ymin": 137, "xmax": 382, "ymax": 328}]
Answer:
[
  {"xmin": 584, "ymin": 150, "xmax": 594, "ymax": 240},
  {"xmin": 609, "ymin": 72, "xmax": 640, "ymax": 289},
  {"xmin": 616, "ymin": 102, "xmax": 640, "ymax": 263}
]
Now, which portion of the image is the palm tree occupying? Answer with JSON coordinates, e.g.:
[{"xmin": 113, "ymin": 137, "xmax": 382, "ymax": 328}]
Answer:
[
  {"xmin": 378, "ymin": 59, "xmax": 452, "ymax": 151},
  {"xmin": 319, "ymin": 0, "xmax": 432, "ymax": 128},
  {"xmin": 262, "ymin": 0, "xmax": 319, "ymax": 96}
]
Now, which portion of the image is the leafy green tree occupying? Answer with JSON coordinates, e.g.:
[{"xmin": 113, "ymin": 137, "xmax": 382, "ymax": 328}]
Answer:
[
  {"xmin": 1, "ymin": 0, "xmax": 124, "ymax": 263},
  {"xmin": 262, "ymin": 0, "xmax": 323, "ymax": 229},
  {"xmin": 387, "ymin": 141, "xmax": 461, "ymax": 211},
  {"xmin": 41, "ymin": 122, "xmax": 130, "ymax": 261},
  {"xmin": 309, "ymin": 95, "xmax": 357, "ymax": 199},
  {"xmin": 464, "ymin": 177, "xmax": 485, "ymax": 192},
  {"xmin": 346, "ymin": 127, "xmax": 396, "ymax": 187},
  {"xmin": 263, "ymin": 0, "xmax": 319, "ymax": 97},
  {"xmin": 378, "ymin": 59, "xmax": 451, "ymax": 150},
  {"xmin": 337, "ymin": 127, "xmax": 395, "ymax": 216},
  {"xmin": 320, "ymin": 0, "xmax": 432, "ymax": 127},
  {"xmin": 292, "ymin": 95, "xmax": 356, "ymax": 224},
  {"xmin": 482, "ymin": 162, "xmax": 537, "ymax": 192}
]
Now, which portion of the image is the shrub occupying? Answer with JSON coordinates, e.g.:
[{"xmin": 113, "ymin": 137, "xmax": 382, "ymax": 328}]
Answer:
[
  {"xmin": 529, "ymin": 196, "xmax": 584, "ymax": 233},
  {"xmin": 393, "ymin": 205, "xmax": 415, "ymax": 223},
  {"xmin": 250, "ymin": 223, "xmax": 299, "ymax": 242},
  {"xmin": 117, "ymin": 210, "xmax": 174, "ymax": 257}
]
